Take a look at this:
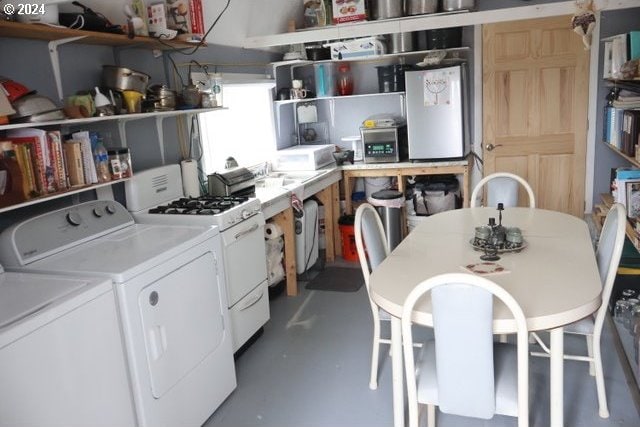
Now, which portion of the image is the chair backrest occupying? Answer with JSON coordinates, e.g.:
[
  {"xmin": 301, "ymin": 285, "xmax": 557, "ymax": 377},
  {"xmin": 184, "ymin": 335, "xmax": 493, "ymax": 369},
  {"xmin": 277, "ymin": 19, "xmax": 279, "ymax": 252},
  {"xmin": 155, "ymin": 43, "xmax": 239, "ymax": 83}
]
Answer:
[
  {"xmin": 354, "ymin": 203, "xmax": 389, "ymax": 288},
  {"xmin": 593, "ymin": 203, "xmax": 627, "ymax": 332},
  {"xmin": 471, "ymin": 172, "xmax": 536, "ymax": 208},
  {"xmin": 402, "ymin": 273, "xmax": 529, "ymax": 424}
]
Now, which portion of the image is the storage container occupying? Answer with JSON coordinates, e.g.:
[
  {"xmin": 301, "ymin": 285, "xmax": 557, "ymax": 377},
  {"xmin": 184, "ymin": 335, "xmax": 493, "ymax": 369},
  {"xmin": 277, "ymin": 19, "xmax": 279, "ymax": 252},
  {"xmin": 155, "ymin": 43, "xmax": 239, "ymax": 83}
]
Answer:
[{"xmin": 273, "ymin": 144, "xmax": 335, "ymax": 171}]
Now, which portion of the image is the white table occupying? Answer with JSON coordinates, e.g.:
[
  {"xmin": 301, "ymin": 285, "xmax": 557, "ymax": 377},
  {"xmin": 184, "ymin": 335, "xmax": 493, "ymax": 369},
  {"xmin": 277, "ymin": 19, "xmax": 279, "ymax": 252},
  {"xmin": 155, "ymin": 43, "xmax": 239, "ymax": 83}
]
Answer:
[{"xmin": 369, "ymin": 207, "xmax": 602, "ymax": 427}]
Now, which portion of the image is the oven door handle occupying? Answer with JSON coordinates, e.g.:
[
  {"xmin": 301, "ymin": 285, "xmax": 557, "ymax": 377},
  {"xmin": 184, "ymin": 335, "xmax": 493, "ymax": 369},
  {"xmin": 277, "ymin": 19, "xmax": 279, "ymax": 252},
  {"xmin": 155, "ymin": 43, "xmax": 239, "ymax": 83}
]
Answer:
[
  {"xmin": 239, "ymin": 289, "xmax": 265, "ymax": 311},
  {"xmin": 234, "ymin": 223, "xmax": 260, "ymax": 240}
]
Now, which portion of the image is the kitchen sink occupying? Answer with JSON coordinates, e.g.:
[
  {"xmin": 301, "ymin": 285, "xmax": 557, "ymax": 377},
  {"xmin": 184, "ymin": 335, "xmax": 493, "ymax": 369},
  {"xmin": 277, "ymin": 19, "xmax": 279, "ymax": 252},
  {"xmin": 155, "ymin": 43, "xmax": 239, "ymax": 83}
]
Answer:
[{"xmin": 256, "ymin": 171, "xmax": 323, "ymax": 188}]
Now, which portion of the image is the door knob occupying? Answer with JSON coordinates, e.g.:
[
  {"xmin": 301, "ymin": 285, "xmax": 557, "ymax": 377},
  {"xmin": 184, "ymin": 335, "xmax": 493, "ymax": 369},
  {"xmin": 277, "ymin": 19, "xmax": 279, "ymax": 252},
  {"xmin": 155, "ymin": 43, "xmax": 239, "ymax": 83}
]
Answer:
[{"xmin": 485, "ymin": 143, "xmax": 503, "ymax": 151}]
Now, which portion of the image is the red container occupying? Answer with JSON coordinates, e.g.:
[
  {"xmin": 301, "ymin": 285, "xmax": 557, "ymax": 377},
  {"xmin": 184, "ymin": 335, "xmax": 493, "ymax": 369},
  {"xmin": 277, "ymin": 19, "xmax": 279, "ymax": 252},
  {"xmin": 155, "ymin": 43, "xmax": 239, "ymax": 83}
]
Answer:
[{"xmin": 339, "ymin": 223, "xmax": 359, "ymax": 262}]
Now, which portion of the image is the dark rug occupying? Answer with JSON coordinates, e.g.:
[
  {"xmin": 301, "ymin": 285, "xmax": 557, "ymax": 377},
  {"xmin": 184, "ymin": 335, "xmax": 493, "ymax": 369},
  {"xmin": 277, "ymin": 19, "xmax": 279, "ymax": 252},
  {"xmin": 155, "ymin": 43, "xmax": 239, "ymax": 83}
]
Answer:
[{"xmin": 305, "ymin": 267, "xmax": 364, "ymax": 292}]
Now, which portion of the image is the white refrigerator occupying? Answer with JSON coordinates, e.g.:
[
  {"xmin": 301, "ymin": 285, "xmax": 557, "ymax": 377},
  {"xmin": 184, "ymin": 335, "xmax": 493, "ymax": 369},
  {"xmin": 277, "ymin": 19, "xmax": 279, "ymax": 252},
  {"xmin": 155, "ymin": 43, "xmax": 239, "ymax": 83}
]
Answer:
[{"xmin": 405, "ymin": 64, "xmax": 469, "ymax": 160}]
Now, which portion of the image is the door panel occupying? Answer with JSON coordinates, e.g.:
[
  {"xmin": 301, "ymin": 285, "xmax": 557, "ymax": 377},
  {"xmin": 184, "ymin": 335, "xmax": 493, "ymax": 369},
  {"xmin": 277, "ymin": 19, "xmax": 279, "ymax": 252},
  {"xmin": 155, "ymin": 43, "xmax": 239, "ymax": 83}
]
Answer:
[{"xmin": 483, "ymin": 16, "xmax": 589, "ymax": 216}]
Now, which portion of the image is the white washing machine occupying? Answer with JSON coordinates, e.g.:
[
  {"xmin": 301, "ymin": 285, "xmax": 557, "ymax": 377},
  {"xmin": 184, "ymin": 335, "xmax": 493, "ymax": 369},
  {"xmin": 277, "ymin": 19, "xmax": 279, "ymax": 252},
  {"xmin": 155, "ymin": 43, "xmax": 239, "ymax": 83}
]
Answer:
[
  {"xmin": 0, "ymin": 200, "xmax": 236, "ymax": 427},
  {"xmin": 0, "ymin": 265, "xmax": 136, "ymax": 426}
]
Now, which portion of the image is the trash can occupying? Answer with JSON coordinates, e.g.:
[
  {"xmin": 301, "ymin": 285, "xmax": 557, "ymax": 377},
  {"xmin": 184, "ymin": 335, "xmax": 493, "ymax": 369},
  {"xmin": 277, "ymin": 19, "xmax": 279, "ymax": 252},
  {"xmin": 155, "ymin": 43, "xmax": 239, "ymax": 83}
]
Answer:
[{"xmin": 369, "ymin": 189, "xmax": 404, "ymax": 251}]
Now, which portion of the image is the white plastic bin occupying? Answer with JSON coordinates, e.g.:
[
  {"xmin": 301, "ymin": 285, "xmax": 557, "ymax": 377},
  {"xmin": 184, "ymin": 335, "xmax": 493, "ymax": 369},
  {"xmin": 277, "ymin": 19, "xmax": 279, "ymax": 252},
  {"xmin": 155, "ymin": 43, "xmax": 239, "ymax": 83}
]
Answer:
[{"xmin": 364, "ymin": 177, "xmax": 391, "ymax": 198}]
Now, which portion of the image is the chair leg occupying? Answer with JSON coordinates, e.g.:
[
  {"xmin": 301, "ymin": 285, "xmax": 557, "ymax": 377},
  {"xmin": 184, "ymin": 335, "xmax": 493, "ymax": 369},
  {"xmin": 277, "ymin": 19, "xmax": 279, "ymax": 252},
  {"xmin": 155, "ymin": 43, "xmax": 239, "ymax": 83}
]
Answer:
[
  {"xmin": 593, "ymin": 338, "xmax": 610, "ymax": 418},
  {"xmin": 427, "ymin": 405, "xmax": 436, "ymax": 427},
  {"xmin": 370, "ymin": 320, "xmax": 381, "ymax": 390},
  {"xmin": 586, "ymin": 334, "xmax": 595, "ymax": 376}
]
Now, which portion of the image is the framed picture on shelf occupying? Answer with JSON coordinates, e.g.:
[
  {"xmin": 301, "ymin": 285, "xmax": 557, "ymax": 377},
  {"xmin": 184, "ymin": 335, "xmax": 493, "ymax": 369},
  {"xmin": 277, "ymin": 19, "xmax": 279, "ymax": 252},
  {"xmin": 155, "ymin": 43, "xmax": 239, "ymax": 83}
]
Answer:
[{"xmin": 626, "ymin": 181, "xmax": 640, "ymax": 218}]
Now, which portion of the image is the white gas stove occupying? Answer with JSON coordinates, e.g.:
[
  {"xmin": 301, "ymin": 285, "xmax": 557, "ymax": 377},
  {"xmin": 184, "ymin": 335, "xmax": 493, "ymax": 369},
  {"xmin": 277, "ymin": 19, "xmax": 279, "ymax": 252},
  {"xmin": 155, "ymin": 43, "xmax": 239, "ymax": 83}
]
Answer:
[{"xmin": 125, "ymin": 165, "xmax": 269, "ymax": 353}]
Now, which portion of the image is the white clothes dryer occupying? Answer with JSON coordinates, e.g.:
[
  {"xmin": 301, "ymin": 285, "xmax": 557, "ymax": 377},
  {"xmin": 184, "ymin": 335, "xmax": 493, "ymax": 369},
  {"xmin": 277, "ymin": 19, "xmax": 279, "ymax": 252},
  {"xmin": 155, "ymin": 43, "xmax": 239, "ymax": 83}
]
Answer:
[
  {"xmin": 0, "ymin": 200, "xmax": 236, "ymax": 427},
  {"xmin": 0, "ymin": 265, "xmax": 136, "ymax": 426}
]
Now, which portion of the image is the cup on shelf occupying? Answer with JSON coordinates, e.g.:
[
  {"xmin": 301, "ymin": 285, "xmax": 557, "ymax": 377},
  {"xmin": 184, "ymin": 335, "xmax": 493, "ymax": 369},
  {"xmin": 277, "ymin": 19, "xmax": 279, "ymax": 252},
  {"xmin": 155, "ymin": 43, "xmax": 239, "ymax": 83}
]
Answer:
[{"xmin": 65, "ymin": 94, "xmax": 95, "ymax": 117}]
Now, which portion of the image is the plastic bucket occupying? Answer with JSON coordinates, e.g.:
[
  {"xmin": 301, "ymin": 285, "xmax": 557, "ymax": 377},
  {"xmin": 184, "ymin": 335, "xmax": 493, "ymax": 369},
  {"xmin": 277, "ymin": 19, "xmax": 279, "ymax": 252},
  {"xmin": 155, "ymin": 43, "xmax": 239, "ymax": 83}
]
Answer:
[
  {"xmin": 364, "ymin": 177, "xmax": 391, "ymax": 198},
  {"xmin": 339, "ymin": 224, "xmax": 358, "ymax": 262}
]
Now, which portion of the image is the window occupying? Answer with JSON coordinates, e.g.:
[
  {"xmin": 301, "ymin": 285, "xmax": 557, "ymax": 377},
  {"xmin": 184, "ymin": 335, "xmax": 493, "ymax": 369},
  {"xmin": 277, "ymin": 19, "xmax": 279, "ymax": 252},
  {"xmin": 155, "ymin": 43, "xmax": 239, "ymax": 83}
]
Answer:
[{"xmin": 198, "ymin": 78, "xmax": 277, "ymax": 174}]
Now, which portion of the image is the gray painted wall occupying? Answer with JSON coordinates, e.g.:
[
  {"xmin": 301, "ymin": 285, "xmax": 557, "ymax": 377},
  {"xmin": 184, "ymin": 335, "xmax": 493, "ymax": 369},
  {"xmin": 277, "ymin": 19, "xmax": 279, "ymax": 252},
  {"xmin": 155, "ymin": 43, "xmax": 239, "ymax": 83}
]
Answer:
[{"xmin": 0, "ymin": 36, "xmax": 277, "ymax": 229}]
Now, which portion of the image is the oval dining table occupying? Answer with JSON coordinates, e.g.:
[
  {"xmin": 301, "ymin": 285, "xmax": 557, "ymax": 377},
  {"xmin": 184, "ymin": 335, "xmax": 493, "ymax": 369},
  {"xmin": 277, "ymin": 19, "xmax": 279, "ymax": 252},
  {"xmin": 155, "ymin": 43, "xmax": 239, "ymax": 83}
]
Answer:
[{"xmin": 369, "ymin": 207, "xmax": 602, "ymax": 427}]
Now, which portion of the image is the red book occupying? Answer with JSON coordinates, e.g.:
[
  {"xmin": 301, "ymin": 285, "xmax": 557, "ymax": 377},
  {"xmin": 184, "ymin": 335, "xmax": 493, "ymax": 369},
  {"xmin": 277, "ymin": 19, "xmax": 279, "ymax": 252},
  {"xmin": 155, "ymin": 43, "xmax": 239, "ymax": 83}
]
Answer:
[
  {"xmin": 46, "ymin": 130, "xmax": 68, "ymax": 191},
  {"xmin": 189, "ymin": 0, "xmax": 204, "ymax": 37}
]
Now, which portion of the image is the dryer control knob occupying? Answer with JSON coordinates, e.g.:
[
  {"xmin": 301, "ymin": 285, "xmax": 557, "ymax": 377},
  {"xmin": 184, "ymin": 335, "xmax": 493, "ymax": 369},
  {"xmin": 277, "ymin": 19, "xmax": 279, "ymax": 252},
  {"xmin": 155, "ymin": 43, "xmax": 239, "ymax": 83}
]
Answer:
[
  {"xmin": 66, "ymin": 212, "xmax": 82, "ymax": 226},
  {"xmin": 105, "ymin": 204, "xmax": 117, "ymax": 214},
  {"xmin": 93, "ymin": 207, "xmax": 104, "ymax": 217}
]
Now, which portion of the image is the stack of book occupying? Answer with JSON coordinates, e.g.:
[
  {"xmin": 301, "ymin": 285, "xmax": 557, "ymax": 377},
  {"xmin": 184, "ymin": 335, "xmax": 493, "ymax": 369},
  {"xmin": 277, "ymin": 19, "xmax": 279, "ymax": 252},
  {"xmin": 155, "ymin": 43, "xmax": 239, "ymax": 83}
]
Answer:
[
  {"xmin": 604, "ymin": 91, "xmax": 640, "ymax": 156},
  {"xmin": 611, "ymin": 167, "xmax": 640, "ymax": 218},
  {"xmin": 0, "ymin": 128, "xmax": 115, "ymax": 209}
]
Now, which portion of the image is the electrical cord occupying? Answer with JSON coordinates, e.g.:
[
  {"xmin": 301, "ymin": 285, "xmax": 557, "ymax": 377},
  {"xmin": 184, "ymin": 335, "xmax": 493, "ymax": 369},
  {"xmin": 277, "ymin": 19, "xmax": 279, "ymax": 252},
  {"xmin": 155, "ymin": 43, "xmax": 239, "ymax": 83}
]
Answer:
[{"xmin": 159, "ymin": 0, "xmax": 232, "ymax": 56}]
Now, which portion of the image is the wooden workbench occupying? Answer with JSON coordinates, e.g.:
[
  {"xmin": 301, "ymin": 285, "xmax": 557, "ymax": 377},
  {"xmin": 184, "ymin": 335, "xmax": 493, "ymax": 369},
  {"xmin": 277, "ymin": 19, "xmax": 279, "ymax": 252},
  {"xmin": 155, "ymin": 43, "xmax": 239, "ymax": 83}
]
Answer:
[
  {"xmin": 267, "ymin": 181, "xmax": 341, "ymax": 297},
  {"xmin": 340, "ymin": 160, "xmax": 470, "ymax": 215}
]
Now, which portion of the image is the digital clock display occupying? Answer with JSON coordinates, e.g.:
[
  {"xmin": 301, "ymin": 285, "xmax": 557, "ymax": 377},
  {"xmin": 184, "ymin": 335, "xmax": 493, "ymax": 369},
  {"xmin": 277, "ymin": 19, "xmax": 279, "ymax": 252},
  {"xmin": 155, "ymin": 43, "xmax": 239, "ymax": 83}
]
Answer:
[{"xmin": 365, "ymin": 143, "xmax": 395, "ymax": 156}]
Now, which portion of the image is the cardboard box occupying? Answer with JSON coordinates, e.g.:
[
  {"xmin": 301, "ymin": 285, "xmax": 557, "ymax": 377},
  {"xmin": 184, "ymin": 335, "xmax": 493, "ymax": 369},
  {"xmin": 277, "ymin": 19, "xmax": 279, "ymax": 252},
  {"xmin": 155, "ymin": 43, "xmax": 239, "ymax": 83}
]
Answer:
[{"xmin": 332, "ymin": 0, "xmax": 366, "ymax": 24}]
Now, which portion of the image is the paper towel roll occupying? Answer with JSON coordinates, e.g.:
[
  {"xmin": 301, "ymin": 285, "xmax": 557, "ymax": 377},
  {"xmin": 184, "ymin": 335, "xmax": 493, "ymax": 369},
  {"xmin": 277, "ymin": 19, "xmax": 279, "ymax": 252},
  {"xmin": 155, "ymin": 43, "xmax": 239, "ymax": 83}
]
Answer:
[
  {"xmin": 264, "ymin": 222, "xmax": 284, "ymax": 239},
  {"xmin": 181, "ymin": 159, "xmax": 200, "ymax": 198}
]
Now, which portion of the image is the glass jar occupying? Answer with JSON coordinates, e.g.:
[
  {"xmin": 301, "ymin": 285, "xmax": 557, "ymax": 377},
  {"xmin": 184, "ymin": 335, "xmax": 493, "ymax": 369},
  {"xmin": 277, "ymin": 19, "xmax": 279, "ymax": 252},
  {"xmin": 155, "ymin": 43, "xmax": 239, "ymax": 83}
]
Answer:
[
  {"xmin": 107, "ymin": 149, "xmax": 123, "ymax": 180},
  {"xmin": 336, "ymin": 63, "xmax": 354, "ymax": 96},
  {"xmin": 117, "ymin": 148, "xmax": 132, "ymax": 178},
  {"xmin": 614, "ymin": 300, "xmax": 631, "ymax": 322}
]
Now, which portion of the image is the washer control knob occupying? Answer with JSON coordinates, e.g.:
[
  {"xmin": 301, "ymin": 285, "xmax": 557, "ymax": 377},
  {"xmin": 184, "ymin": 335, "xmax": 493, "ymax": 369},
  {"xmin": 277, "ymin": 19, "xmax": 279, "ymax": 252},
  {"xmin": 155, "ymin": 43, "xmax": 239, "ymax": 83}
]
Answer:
[
  {"xmin": 66, "ymin": 212, "xmax": 82, "ymax": 226},
  {"xmin": 105, "ymin": 204, "xmax": 117, "ymax": 215},
  {"xmin": 93, "ymin": 207, "xmax": 104, "ymax": 217}
]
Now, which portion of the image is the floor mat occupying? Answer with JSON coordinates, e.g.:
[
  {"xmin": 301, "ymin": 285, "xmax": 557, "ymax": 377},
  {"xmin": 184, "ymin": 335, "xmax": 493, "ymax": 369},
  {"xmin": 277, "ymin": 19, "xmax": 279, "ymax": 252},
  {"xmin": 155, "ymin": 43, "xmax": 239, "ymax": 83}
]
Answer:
[{"xmin": 305, "ymin": 267, "xmax": 364, "ymax": 292}]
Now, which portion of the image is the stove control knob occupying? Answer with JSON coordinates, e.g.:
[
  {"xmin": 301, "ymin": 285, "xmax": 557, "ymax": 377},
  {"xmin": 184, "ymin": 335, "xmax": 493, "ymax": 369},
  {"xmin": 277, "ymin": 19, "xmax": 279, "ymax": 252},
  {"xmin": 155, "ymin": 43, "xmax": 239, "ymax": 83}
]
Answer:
[
  {"xmin": 241, "ymin": 209, "xmax": 251, "ymax": 219},
  {"xmin": 93, "ymin": 207, "xmax": 104, "ymax": 217},
  {"xmin": 105, "ymin": 204, "xmax": 117, "ymax": 215},
  {"xmin": 66, "ymin": 212, "xmax": 82, "ymax": 226}
]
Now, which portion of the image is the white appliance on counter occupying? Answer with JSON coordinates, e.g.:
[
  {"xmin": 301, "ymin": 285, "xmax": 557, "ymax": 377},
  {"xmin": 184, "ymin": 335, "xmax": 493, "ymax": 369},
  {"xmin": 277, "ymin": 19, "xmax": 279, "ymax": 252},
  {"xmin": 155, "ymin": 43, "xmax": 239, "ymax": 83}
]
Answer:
[
  {"xmin": 273, "ymin": 144, "xmax": 336, "ymax": 171},
  {"xmin": 0, "ymin": 200, "xmax": 235, "ymax": 427},
  {"xmin": 125, "ymin": 164, "xmax": 270, "ymax": 353},
  {"xmin": 405, "ymin": 64, "xmax": 469, "ymax": 160},
  {"xmin": 0, "ymin": 266, "xmax": 136, "ymax": 426}
]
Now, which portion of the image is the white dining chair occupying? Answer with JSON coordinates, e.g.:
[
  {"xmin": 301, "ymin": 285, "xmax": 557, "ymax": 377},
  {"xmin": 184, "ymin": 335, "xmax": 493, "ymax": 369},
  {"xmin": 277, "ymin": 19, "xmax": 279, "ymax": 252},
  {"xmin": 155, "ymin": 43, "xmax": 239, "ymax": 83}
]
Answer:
[
  {"xmin": 531, "ymin": 202, "xmax": 626, "ymax": 418},
  {"xmin": 402, "ymin": 272, "xmax": 530, "ymax": 427},
  {"xmin": 354, "ymin": 202, "xmax": 397, "ymax": 390},
  {"xmin": 471, "ymin": 172, "xmax": 536, "ymax": 208}
]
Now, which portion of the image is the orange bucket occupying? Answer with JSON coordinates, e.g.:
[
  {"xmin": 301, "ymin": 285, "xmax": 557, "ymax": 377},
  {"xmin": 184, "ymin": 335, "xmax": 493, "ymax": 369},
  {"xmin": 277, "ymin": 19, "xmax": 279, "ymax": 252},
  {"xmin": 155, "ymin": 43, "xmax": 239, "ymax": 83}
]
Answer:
[{"xmin": 339, "ymin": 223, "xmax": 359, "ymax": 262}]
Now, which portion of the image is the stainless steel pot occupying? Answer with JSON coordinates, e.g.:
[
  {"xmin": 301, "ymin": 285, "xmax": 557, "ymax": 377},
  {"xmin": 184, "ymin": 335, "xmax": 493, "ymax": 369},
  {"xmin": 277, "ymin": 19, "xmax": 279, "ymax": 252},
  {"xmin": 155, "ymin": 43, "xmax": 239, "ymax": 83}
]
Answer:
[
  {"xmin": 441, "ymin": 0, "xmax": 476, "ymax": 11},
  {"xmin": 147, "ymin": 84, "xmax": 176, "ymax": 110},
  {"xmin": 405, "ymin": 0, "xmax": 437, "ymax": 16},
  {"xmin": 370, "ymin": 0, "xmax": 403, "ymax": 20},
  {"xmin": 102, "ymin": 65, "xmax": 150, "ymax": 93},
  {"xmin": 389, "ymin": 32, "xmax": 414, "ymax": 53}
]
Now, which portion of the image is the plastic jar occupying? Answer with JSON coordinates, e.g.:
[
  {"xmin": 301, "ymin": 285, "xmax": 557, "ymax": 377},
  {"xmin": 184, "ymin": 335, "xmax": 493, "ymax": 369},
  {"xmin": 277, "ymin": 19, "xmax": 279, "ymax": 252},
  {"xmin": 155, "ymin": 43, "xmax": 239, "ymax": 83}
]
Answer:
[{"xmin": 336, "ymin": 63, "xmax": 354, "ymax": 96}]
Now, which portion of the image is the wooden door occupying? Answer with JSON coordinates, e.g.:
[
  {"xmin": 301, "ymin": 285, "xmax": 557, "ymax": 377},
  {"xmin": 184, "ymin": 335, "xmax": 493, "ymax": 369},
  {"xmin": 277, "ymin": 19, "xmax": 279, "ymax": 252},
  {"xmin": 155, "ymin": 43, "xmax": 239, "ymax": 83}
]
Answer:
[{"xmin": 483, "ymin": 16, "xmax": 589, "ymax": 216}]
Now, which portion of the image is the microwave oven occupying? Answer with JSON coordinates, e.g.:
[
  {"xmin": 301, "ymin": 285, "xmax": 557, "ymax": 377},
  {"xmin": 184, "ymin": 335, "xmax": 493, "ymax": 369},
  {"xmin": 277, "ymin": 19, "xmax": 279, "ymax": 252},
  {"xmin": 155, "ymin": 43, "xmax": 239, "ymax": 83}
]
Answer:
[{"xmin": 360, "ymin": 125, "xmax": 408, "ymax": 164}]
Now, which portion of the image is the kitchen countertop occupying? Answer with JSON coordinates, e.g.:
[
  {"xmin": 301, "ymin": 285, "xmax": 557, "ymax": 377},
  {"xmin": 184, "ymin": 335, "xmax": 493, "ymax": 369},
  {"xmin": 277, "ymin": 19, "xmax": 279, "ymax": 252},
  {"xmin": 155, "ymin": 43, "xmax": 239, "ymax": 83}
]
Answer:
[
  {"xmin": 340, "ymin": 159, "xmax": 468, "ymax": 170},
  {"xmin": 255, "ymin": 166, "xmax": 342, "ymax": 219}
]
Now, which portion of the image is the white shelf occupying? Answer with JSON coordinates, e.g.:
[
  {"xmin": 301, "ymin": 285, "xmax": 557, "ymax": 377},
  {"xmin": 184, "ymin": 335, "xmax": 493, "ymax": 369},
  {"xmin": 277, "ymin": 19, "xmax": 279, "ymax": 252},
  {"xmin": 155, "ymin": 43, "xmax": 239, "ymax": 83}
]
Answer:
[
  {"xmin": 275, "ymin": 91, "xmax": 403, "ymax": 106},
  {"xmin": 244, "ymin": 1, "xmax": 639, "ymax": 48},
  {"xmin": 0, "ymin": 178, "xmax": 131, "ymax": 214},
  {"xmin": 0, "ymin": 107, "xmax": 226, "ymax": 132}
]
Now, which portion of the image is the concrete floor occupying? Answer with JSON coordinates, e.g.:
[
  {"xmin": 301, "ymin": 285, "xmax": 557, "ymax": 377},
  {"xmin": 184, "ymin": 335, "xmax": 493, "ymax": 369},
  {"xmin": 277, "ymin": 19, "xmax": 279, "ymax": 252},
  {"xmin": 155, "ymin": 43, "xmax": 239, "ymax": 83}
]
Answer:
[{"xmin": 204, "ymin": 263, "xmax": 640, "ymax": 427}]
